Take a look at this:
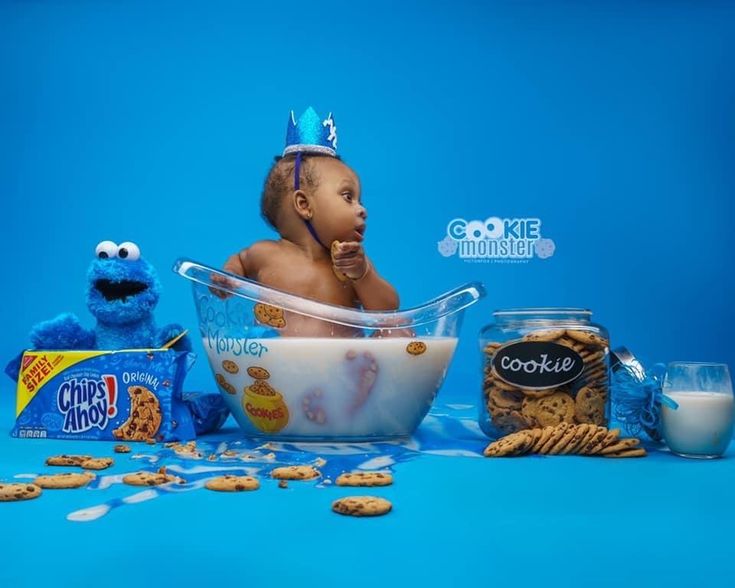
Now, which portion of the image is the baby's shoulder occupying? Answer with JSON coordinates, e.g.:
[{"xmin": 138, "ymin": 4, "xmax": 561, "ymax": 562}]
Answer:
[
  {"xmin": 247, "ymin": 239, "xmax": 281, "ymax": 254},
  {"xmin": 245, "ymin": 239, "xmax": 287, "ymax": 263}
]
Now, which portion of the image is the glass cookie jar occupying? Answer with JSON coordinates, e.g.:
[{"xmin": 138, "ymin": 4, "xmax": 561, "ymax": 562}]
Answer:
[{"xmin": 479, "ymin": 308, "xmax": 610, "ymax": 438}]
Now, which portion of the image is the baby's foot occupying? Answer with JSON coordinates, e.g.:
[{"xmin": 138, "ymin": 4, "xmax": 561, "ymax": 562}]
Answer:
[
  {"xmin": 302, "ymin": 388, "xmax": 327, "ymax": 425},
  {"xmin": 345, "ymin": 350, "xmax": 379, "ymax": 416}
]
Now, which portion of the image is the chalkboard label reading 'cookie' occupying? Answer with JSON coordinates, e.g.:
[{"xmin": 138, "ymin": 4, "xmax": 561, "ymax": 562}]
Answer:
[{"xmin": 491, "ymin": 341, "xmax": 584, "ymax": 389}]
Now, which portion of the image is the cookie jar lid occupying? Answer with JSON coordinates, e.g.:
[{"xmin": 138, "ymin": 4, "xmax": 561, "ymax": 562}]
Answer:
[
  {"xmin": 609, "ymin": 347, "xmax": 646, "ymax": 382},
  {"xmin": 492, "ymin": 307, "xmax": 592, "ymax": 324}
]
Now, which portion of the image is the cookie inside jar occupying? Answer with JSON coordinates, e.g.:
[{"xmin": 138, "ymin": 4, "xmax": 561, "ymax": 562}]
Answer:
[{"xmin": 480, "ymin": 308, "xmax": 610, "ymax": 438}]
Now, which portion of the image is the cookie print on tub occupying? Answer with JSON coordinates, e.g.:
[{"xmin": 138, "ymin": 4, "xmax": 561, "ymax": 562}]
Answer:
[
  {"xmin": 10, "ymin": 349, "xmax": 196, "ymax": 442},
  {"xmin": 242, "ymin": 366, "xmax": 290, "ymax": 433}
]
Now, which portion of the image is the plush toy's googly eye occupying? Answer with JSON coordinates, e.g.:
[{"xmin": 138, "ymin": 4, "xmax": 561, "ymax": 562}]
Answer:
[
  {"xmin": 117, "ymin": 241, "xmax": 140, "ymax": 261},
  {"xmin": 95, "ymin": 241, "xmax": 118, "ymax": 259}
]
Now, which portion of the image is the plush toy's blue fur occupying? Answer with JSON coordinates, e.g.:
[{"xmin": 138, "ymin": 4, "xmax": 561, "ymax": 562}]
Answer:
[{"xmin": 27, "ymin": 254, "xmax": 191, "ymax": 352}]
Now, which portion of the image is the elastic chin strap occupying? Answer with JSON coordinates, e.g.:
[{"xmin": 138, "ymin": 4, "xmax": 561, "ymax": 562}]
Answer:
[
  {"xmin": 294, "ymin": 151, "xmax": 329, "ymax": 251},
  {"xmin": 304, "ymin": 219, "xmax": 327, "ymax": 249}
]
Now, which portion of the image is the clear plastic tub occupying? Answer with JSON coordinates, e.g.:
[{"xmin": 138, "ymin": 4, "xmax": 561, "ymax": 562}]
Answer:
[{"xmin": 175, "ymin": 259, "xmax": 485, "ymax": 440}]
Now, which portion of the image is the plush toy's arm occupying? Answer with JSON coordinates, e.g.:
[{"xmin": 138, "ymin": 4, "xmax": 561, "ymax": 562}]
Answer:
[
  {"xmin": 157, "ymin": 323, "xmax": 192, "ymax": 352},
  {"xmin": 5, "ymin": 352, "xmax": 23, "ymax": 382},
  {"xmin": 30, "ymin": 313, "xmax": 96, "ymax": 350}
]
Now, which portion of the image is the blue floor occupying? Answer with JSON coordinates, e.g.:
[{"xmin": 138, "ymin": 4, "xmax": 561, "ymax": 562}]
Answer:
[{"xmin": 1, "ymin": 386, "xmax": 734, "ymax": 588}]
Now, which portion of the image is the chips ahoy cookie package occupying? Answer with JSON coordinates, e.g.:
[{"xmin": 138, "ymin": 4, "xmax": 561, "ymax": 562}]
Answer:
[{"xmin": 12, "ymin": 348, "xmax": 197, "ymax": 442}]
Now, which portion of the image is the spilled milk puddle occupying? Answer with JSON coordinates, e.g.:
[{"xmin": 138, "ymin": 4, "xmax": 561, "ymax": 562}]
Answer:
[{"xmin": 13, "ymin": 403, "xmax": 486, "ymax": 522}]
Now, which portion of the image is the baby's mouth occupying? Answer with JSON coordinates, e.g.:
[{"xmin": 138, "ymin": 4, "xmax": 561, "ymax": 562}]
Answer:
[
  {"xmin": 354, "ymin": 225, "xmax": 366, "ymax": 241},
  {"xmin": 95, "ymin": 279, "xmax": 148, "ymax": 302}
]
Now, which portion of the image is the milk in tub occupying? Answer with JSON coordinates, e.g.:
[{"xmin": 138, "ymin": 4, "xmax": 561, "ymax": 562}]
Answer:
[{"xmin": 203, "ymin": 336, "xmax": 458, "ymax": 439}]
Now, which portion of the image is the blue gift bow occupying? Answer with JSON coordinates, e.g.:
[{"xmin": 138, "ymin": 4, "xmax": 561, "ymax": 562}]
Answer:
[{"xmin": 611, "ymin": 361, "xmax": 676, "ymax": 438}]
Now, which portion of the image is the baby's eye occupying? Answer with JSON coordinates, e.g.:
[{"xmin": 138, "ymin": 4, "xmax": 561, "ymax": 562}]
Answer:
[{"xmin": 342, "ymin": 192, "xmax": 354, "ymax": 203}]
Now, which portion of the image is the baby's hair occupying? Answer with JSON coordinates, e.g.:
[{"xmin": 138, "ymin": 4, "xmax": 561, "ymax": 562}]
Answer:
[{"xmin": 261, "ymin": 153, "xmax": 343, "ymax": 230}]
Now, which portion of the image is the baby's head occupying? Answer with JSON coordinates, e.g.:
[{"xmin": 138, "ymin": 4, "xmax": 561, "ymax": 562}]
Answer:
[{"xmin": 261, "ymin": 153, "xmax": 367, "ymax": 246}]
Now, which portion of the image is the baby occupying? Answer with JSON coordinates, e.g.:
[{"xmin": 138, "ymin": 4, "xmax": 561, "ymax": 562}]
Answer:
[{"xmin": 216, "ymin": 108, "xmax": 399, "ymax": 336}]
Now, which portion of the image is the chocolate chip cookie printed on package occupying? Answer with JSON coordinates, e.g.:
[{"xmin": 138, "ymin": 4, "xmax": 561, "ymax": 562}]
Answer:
[
  {"xmin": 112, "ymin": 385, "xmax": 163, "ymax": 441},
  {"xmin": 479, "ymin": 308, "xmax": 610, "ymax": 439}
]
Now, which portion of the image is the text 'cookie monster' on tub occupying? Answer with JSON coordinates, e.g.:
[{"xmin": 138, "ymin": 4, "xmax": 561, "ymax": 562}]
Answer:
[{"xmin": 175, "ymin": 259, "xmax": 485, "ymax": 441}]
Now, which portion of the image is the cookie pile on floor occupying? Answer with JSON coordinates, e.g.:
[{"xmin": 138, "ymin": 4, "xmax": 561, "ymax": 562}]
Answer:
[
  {"xmin": 0, "ymin": 452, "xmax": 116, "ymax": 502},
  {"xmin": 0, "ymin": 443, "xmax": 395, "ymax": 516},
  {"xmin": 483, "ymin": 423, "xmax": 646, "ymax": 458}
]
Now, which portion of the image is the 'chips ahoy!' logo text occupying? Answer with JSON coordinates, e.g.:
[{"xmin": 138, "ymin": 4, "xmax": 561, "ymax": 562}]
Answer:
[
  {"xmin": 57, "ymin": 375, "xmax": 119, "ymax": 434},
  {"xmin": 438, "ymin": 216, "xmax": 556, "ymax": 263}
]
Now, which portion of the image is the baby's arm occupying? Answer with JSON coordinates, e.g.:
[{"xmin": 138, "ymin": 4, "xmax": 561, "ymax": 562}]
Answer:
[
  {"xmin": 210, "ymin": 248, "xmax": 254, "ymax": 298},
  {"xmin": 332, "ymin": 241, "xmax": 398, "ymax": 310},
  {"xmin": 223, "ymin": 249, "xmax": 251, "ymax": 277},
  {"xmin": 222, "ymin": 241, "xmax": 277, "ymax": 278},
  {"xmin": 352, "ymin": 261, "xmax": 399, "ymax": 311}
]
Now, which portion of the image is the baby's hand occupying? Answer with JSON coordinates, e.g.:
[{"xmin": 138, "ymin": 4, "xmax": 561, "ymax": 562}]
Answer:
[{"xmin": 331, "ymin": 240, "xmax": 368, "ymax": 281}]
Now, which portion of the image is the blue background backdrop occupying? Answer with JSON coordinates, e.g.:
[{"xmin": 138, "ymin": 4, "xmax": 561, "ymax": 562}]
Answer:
[
  {"xmin": 2, "ymin": 3, "xmax": 735, "ymax": 588},
  {"xmin": 2, "ymin": 0, "xmax": 733, "ymax": 405}
]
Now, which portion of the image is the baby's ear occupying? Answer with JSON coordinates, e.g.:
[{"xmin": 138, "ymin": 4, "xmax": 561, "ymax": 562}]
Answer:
[{"xmin": 292, "ymin": 190, "xmax": 312, "ymax": 219}]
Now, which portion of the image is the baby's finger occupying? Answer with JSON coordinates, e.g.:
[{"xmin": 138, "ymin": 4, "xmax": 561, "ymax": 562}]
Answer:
[
  {"xmin": 338, "ymin": 241, "xmax": 362, "ymax": 253},
  {"xmin": 333, "ymin": 245, "xmax": 362, "ymax": 261},
  {"xmin": 333, "ymin": 258, "xmax": 359, "ymax": 269},
  {"xmin": 333, "ymin": 250, "xmax": 360, "ymax": 262}
]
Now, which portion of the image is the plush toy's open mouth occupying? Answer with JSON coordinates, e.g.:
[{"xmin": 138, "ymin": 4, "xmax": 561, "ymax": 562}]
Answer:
[{"xmin": 95, "ymin": 279, "xmax": 148, "ymax": 302}]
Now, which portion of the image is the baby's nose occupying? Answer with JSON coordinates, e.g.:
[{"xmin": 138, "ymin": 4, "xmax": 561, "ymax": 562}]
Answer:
[{"xmin": 358, "ymin": 204, "xmax": 367, "ymax": 220}]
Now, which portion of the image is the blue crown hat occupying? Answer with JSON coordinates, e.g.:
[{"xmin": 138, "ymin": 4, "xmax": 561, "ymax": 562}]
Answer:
[
  {"xmin": 282, "ymin": 107, "xmax": 339, "ymax": 251},
  {"xmin": 283, "ymin": 107, "xmax": 338, "ymax": 157}
]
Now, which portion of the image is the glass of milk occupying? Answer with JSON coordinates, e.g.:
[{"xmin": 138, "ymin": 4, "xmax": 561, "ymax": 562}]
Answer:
[{"xmin": 661, "ymin": 362, "xmax": 734, "ymax": 459}]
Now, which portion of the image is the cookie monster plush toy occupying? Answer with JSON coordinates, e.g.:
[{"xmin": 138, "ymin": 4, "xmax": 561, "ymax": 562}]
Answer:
[
  {"xmin": 24, "ymin": 240, "xmax": 191, "ymax": 353},
  {"xmin": 4, "ymin": 240, "xmax": 233, "ymax": 436}
]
